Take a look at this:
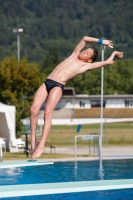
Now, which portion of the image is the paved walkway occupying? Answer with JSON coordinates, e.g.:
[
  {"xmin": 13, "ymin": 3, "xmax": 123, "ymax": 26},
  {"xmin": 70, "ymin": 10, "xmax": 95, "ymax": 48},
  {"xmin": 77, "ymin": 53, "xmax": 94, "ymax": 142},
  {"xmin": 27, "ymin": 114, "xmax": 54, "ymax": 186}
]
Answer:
[
  {"xmin": 46, "ymin": 146, "xmax": 133, "ymax": 156},
  {"xmin": 45, "ymin": 146, "xmax": 133, "ymax": 162}
]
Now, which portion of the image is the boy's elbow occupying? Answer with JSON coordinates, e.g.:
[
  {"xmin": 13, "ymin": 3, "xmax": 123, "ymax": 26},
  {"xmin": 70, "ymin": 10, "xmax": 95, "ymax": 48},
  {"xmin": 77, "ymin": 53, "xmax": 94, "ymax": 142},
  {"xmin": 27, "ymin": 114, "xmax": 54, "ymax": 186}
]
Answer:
[{"xmin": 83, "ymin": 36, "xmax": 89, "ymax": 41}]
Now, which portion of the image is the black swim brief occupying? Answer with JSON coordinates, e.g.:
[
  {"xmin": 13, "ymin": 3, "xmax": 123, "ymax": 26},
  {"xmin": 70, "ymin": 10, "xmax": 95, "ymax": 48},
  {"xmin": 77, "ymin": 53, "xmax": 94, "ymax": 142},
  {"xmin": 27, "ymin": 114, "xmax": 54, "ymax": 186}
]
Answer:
[{"xmin": 44, "ymin": 79, "xmax": 64, "ymax": 94}]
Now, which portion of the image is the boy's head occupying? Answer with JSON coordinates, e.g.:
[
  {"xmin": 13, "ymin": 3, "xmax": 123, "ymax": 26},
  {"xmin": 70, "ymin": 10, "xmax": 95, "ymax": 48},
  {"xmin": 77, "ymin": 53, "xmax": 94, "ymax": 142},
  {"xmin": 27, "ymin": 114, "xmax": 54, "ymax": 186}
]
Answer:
[{"xmin": 78, "ymin": 46, "xmax": 98, "ymax": 62}]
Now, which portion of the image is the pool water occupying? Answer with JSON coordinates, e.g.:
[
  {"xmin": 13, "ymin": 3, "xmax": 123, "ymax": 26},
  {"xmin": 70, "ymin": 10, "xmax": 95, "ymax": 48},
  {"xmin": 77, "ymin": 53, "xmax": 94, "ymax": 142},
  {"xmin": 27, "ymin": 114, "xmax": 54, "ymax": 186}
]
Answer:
[{"xmin": 0, "ymin": 159, "xmax": 133, "ymax": 199}]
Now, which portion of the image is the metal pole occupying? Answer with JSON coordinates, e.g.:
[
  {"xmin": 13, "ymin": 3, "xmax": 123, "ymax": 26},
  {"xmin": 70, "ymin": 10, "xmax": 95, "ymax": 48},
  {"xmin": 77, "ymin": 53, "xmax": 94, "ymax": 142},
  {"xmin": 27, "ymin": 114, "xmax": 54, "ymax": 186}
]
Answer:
[
  {"xmin": 100, "ymin": 45, "xmax": 105, "ymax": 159},
  {"xmin": 74, "ymin": 136, "xmax": 77, "ymax": 162},
  {"xmin": 13, "ymin": 28, "xmax": 23, "ymax": 61},
  {"xmin": 74, "ymin": 136, "xmax": 78, "ymax": 168},
  {"xmin": 104, "ymin": 116, "xmax": 107, "ymax": 143},
  {"xmin": 70, "ymin": 89, "xmax": 75, "ymax": 145},
  {"xmin": 17, "ymin": 34, "xmax": 20, "ymax": 61}
]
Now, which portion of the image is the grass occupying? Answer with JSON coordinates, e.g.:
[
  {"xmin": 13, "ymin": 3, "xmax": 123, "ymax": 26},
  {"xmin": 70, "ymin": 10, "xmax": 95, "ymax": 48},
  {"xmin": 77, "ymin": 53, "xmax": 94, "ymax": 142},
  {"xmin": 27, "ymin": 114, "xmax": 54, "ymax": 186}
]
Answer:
[
  {"xmin": 20, "ymin": 121, "xmax": 133, "ymax": 147},
  {"xmin": 2, "ymin": 152, "xmax": 73, "ymax": 161},
  {"xmin": 44, "ymin": 122, "xmax": 133, "ymax": 146}
]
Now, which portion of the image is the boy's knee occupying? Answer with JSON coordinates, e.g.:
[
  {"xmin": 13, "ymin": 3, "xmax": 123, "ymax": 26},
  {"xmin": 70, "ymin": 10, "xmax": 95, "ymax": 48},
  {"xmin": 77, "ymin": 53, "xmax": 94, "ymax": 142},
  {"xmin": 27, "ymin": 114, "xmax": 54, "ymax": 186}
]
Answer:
[
  {"xmin": 44, "ymin": 109, "xmax": 52, "ymax": 120},
  {"xmin": 30, "ymin": 106, "xmax": 38, "ymax": 117}
]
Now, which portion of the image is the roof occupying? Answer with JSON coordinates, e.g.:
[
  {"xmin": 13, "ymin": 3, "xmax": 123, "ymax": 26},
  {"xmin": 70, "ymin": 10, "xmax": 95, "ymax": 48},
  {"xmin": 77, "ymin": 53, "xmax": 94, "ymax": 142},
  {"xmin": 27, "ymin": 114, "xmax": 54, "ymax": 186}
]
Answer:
[{"xmin": 62, "ymin": 94, "xmax": 133, "ymax": 100}]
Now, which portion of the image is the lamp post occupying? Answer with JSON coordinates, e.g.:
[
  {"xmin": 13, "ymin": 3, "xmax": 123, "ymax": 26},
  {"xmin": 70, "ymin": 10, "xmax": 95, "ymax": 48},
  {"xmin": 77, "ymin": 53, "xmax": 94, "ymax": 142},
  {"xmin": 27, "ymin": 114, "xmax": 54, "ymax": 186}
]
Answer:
[
  {"xmin": 99, "ymin": 41, "xmax": 106, "ymax": 160},
  {"xmin": 13, "ymin": 28, "xmax": 23, "ymax": 61}
]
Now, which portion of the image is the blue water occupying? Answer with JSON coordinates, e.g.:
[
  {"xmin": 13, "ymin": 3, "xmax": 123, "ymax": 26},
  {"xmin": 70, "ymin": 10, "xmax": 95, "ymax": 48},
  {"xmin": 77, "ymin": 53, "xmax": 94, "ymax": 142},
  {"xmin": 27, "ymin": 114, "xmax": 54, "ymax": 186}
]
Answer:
[{"xmin": 0, "ymin": 159, "xmax": 133, "ymax": 199}]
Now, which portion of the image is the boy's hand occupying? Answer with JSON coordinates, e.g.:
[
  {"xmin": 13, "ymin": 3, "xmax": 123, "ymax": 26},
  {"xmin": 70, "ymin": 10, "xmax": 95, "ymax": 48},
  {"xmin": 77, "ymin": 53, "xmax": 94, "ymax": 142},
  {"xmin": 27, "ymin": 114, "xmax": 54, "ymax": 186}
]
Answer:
[
  {"xmin": 114, "ymin": 51, "xmax": 123, "ymax": 58},
  {"xmin": 102, "ymin": 40, "xmax": 113, "ymax": 48}
]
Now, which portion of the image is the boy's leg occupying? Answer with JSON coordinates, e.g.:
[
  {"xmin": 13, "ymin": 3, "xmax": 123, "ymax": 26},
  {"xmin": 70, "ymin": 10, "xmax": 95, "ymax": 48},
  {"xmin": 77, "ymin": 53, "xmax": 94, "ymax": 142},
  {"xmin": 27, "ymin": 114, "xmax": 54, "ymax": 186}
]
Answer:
[
  {"xmin": 32, "ymin": 87, "xmax": 62, "ymax": 159},
  {"xmin": 30, "ymin": 83, "xmax": 48, "ymax": 153}
]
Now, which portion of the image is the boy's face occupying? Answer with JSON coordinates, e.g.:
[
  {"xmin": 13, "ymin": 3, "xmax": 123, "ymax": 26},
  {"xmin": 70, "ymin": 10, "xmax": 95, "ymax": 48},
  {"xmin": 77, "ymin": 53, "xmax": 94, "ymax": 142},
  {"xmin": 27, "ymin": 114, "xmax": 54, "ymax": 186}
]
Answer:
[{"xmin": 78, "ymin": 48, "xmax": 93, "ymax": 63}]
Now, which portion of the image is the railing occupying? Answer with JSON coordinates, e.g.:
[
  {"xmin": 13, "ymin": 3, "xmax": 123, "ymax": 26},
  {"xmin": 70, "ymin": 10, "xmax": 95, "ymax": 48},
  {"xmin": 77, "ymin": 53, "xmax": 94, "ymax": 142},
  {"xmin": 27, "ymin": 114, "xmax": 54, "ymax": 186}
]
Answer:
[{"xmin": 74, "ymin": 134, "xmax": 100, "ymax": 163}]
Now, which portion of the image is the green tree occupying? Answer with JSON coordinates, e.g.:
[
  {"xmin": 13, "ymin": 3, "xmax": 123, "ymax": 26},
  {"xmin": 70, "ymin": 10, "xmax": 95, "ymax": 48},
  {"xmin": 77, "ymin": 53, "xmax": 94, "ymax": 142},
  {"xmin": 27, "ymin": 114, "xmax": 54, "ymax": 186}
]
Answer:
[
  {"xmin": 41, "ymin": 47, "xmax": 61, "ymax": 75},
  {"xmin": 104, "ymin": 60, "xmax": 133, "ymax": 94},
  {"xmin": 0, "ymin": 0, "xmax": 133, "ymax": 63},
  {"xmin": 0, "ymin": 56, "xmax": 45, "ymax": 136},
  {"xmin": 67, "ymin": 60, "xmax": 133, "ymax": 95}
]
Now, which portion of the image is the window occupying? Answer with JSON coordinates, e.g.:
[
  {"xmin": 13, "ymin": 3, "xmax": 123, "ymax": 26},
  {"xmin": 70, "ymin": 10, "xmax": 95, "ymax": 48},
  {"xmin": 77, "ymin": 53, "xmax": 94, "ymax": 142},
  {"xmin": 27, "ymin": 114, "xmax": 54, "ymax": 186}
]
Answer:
[
  {"xmin": 125, "ymin": 100, "xmax": 133, "ymax": 108},
  {"xmin": 125, "ymin": 100, "xmax": 129, "ymax": 107},
  {"xmin": 79, "ymin": 101, "xmax": 85, "ymax": 107},
  {"xmin": 91, "ymin": 100, "xmax": 105, "ymax": 108}
]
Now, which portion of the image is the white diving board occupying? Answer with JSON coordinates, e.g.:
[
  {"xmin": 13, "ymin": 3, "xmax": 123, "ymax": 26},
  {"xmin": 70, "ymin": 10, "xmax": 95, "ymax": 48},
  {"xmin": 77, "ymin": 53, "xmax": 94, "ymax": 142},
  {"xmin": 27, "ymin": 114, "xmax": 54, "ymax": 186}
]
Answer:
[
  {"xmin": 0, "ymin": 179, "xmax": 133, "ymax": 198},
  {"xmin": 0, "ymin": 160, "xmax": 53, "ymax": 169}
]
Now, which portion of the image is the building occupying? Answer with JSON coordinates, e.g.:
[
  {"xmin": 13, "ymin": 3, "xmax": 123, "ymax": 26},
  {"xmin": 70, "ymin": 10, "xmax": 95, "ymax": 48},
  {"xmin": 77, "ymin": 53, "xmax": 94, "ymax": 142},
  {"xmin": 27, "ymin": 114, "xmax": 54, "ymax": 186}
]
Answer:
[
  {"xmin": 41, "ymin": 87, "xmax": 133, "ymax": 110},
  {"xmin": 61, "ymin": 94, "xmax": 133, "ymax": 109}
]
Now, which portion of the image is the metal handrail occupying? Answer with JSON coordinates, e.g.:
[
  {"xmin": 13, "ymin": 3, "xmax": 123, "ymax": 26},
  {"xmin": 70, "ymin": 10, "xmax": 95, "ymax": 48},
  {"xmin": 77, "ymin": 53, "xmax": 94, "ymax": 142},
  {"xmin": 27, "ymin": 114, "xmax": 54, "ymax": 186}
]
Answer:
[{"xmin": 74, "ymin": 134, "xmax": 100, "ymax": 163}]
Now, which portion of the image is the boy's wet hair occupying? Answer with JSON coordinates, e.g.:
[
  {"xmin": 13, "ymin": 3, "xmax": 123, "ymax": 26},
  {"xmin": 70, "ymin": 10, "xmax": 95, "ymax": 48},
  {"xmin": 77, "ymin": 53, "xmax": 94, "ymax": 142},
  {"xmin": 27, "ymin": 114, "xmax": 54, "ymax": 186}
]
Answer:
[{"xmin": 90, "ymin": 46, "xmax": 98, "ymax": 62}]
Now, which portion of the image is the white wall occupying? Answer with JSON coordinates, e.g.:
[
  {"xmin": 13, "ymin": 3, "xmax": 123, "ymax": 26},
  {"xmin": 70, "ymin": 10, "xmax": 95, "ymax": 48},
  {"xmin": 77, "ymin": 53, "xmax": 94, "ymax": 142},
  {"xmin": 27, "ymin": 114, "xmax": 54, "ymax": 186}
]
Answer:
[
  {"xmin": 55, "ymin": 98, "xmax": 91, "ymax": 109},
  {"xmin": 74, "ymin": 99, "xmax": 91, "ymax": 108},
  {"xmin": 41, "ymin": 96, "xmax": 133, "ymax": 110},
  {"xmin": 106, "ymin": 100, "xmax": 125, "ymax": 108},
  {"xmin": 0, "ymin": 113, "xmax": 10, "ymax": 149}
]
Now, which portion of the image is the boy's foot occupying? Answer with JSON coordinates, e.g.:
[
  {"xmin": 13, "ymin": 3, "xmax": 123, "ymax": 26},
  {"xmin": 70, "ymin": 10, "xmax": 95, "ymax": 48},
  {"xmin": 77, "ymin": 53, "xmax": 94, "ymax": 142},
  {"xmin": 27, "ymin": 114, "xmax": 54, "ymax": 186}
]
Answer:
[
  {"xmin": 32, "ymin": 144, "xmax": 45, "ymax": 159},
  {"xmin": 30, "ymin": 139, "xmax": 39, "ymax": 154}
]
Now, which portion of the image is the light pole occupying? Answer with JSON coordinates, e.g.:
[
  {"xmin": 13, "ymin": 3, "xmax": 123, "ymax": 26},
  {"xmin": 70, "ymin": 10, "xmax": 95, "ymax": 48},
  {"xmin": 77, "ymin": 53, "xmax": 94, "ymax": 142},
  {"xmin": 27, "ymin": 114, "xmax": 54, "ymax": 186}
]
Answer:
[
  {"xmin": 13, "ymin": 28, "xmax": 23, "ymax": 61},
  {"xmin": 99, "ymin": 41, "xmax": 106, "ymax": 160}
]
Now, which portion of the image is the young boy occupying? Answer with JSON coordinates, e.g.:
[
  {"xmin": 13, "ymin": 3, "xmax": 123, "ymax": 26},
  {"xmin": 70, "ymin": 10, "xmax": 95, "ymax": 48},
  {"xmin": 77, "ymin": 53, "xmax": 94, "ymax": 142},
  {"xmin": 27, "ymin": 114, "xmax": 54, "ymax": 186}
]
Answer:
[{"xmin": 30, "ymin": 36, "xmax": 123, "ymax": 159}]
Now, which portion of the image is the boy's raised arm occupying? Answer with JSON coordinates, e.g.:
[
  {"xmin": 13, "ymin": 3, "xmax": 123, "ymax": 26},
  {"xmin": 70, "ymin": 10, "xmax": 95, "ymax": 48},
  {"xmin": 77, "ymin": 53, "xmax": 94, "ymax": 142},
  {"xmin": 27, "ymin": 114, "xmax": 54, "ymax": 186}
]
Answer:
[
  {"xmin": 80, "ymin": 51, "xmax": 123, "ymax": 73},
  {"xmin": 72, "ymin": 36, "xmax": 114, "ymax": 54},
  {"xmin": 90, "ymin": 51, "xmax": 123, "ymax": 70}
]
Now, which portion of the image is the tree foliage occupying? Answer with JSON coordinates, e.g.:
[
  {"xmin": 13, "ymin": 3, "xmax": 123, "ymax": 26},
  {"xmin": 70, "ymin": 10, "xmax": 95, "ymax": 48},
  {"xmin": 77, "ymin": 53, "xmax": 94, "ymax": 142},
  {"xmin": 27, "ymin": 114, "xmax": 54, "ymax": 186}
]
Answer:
[
  {"xmin": 0, "ymin": 56, "xmax": 44, "ymax": 136},
  {"xmin": 41, "ymin": 47, "xmax": 61, "ymax": 75},
  {"xmin": 0, "ymin": 0, "xmax": 133, "ymax": 62},
  {"xmin": 66, "ymin": 59, "xmax": 133, "ymax": 95}
]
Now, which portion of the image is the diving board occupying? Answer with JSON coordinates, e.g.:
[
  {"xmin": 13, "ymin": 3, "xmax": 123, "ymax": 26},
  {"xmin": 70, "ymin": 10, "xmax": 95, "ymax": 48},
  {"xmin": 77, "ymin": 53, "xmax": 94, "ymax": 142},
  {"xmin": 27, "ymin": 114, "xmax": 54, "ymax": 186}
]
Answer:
[
  {"xmin": 0, "ymin": 160, "xmax": 53, "ymax": 169},
  {"xmin": 0, "ymin": 179, "xmax": 133, "ymax": 198}
]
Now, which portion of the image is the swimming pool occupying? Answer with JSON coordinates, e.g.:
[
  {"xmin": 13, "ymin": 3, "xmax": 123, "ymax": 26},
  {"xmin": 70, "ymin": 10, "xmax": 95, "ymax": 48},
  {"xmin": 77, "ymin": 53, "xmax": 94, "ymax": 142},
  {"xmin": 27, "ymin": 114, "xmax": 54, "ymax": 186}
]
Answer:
[{"xmin": 0, "ymin": 159, "xmax": 133, "ymax": 199}]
